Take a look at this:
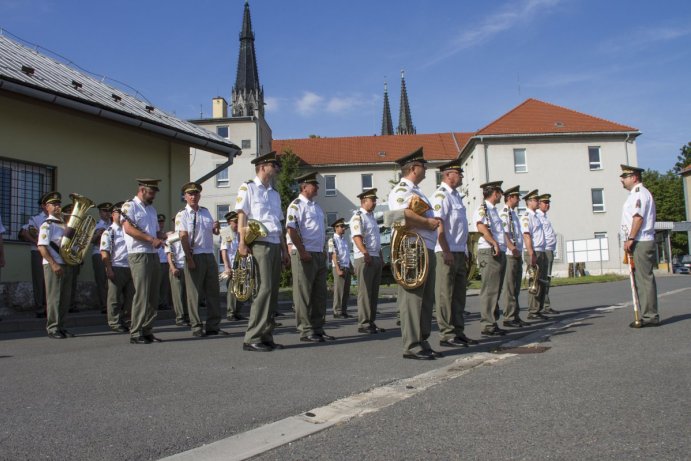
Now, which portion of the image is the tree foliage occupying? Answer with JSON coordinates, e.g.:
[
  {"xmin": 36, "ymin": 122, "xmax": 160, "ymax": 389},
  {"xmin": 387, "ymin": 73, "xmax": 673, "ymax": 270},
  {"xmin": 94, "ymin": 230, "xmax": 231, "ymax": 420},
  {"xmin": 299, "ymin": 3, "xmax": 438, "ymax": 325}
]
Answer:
[
  {"xmin": 672, "ymin": 141, "xmax": 691, "ymax": 174},
  {"xmin": 643, "ymin": 168, "xmax": 688, "ymax": 256},
  {"xmin": 275, "ymin": 148, "xmax": 301, "ymax": 287}
]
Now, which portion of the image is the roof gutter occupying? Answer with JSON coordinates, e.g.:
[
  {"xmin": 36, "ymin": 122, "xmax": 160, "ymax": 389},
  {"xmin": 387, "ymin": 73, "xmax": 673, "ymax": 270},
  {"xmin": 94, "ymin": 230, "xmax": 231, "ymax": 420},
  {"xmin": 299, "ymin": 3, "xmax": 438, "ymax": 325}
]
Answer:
[{"xmin": 0, "ymin": 78, "xmax": 241, "ymax": 158}]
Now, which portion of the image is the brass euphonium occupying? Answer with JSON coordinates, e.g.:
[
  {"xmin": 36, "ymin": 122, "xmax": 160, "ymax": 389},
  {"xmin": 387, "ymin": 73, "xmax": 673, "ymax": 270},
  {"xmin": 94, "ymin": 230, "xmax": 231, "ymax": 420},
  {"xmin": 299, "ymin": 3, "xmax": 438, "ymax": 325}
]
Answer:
[
  {"xmin": 527, "ymin": 263, "xmax": 541, "ymax": 295},
  {"xmin": 60, "ymin": 193, "xmax": 97, "ymax": 265},
  {"xmin": 232, "ymin": 219, "xmax": 269, "ymax": 302},
  {"xmin": 465, "ymin": 231, "xmax": 482, "ymax": 285},
  {"xmin": 389, "ymin": 195, "xmax": 430, "ymax": 289}
]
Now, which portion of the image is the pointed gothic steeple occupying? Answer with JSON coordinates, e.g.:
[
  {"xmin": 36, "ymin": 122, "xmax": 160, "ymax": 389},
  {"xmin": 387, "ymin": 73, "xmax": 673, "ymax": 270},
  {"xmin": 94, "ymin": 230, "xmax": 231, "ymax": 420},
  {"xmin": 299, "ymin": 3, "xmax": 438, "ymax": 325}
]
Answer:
[
  {"xmin": 232, "ymin": 1, "xmax": 264, "ymax": 117},
  {"xmin": 381, "ymin": 80, "xmax": 394, "ymax": 136},
  {"xmin": 396, "ymin": 70, "xmax": 416, "ymax": 135}
]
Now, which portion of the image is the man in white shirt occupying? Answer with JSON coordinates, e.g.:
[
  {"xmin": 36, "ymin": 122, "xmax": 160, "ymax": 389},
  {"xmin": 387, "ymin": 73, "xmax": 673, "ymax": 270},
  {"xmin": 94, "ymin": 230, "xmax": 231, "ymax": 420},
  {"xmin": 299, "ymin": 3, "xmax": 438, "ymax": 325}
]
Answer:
[
  {"xmin": 521, "ymin": 190, "xmax": 548, "ymax": 320},
  {"xmin": 100, "ymin": 202, "xmax": 133, "ymax": 333},
  {"xmin": 92, "ymin": 202, "xmax": 112, "ymax": 314},
  {"xmin": 177, "ymin": 181, "xmax": 225, "ymax": 337},
  {"xmin": 350, "ymin": 189, "xmax": 384, "ymax": 333},
  {"xmin": 537, "ymin": 193, "xmax": 558, "ymax": 314},
  {"xmin": 620, "ymin": 164, "xmax": 659, "ymax": 327},
  {"xmin": 121, "ymin": 178, "xmax": 164, "ymax": 344},
  {"xmin": 165, "ymin": 220, "xmax": 189, "ymax": 326},
  {"xmin": 220, "ymin": 211, "xmax": 245, "ymax": 321},
  {"xmin": 330, "ymin": 217, "xmax": 352, "ymax": 320},
  {"xmin": 19, "ymin": 201, "xmax": 48, "ymax": 317},
  {"xmin": 499, "ymin": 186, "xmax": 528, "ymax": 328}
]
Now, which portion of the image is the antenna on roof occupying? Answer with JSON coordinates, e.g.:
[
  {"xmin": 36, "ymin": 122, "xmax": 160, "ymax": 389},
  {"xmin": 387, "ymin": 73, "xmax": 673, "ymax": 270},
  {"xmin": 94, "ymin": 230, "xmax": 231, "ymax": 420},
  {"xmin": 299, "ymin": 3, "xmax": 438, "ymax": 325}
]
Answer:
[{"xmin": 200, "ymin": 104, "xmax": 203, "ymax": 119}]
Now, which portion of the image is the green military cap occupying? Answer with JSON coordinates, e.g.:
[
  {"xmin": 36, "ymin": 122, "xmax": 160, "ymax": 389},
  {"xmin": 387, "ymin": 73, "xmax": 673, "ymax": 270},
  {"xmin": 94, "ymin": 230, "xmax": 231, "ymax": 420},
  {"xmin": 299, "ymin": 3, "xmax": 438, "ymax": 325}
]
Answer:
[
  {"xmin": 157, "ymin": 214, "xmax": 166, "ymax": 222},
  {"xmin": 111, "ymin": 201, "xmax": 125, "ymax": 213},
  {"xmin": 181, "ymin": 181, "xmax": 202, "ymax": 194},
  {"xmin": 97, "ymin": 202, "xmax": 113, "ymax": 211},
  {"xmin": 40, "ymin": 191, "xmax": 62, "ymax": 205},
  {"xmin": 136, "ymin": 178, "xmax": 161, "ymax": 191},
  {"xmin": 523, "ymin": 189, "xmax": 540, "ymax": 201},
  {"xmin": 437, "ymin": 158, "xmax": 464, "ymax": 173},
  {"xmin": 395, "ymin": 147, "xmax": 426, "ymax": 167},
  {"xmin": 251, "ymin": 150, "xmax": 281, "ymax": 166},
  {"xmin": 620, "ymin": 164, "xmax": 644, "ymax": 177},
  {"xmin": 357, "ymin": 188, "xmax": 378, "ymax": 200},
  {"xmin": 503, "ymin": 185, "xmax": 521, "ymax": 197},
  {"xmin": 331, "ymin": 218, "xmax": 347, "ymax": 228},
  {"xmin": 539, "ymin": 193, "xmax": 552, "ymax": 202},
  {"xmin": 224, "ymin": 211, "xmax": 238, "ymax": 222},
  {"xmin": 480, "ymin": 180, "xmax": 503, "ymax": 191},
  {"xmin": 295, "ymin": 171, "xmax": 319, "ymax": 186}
]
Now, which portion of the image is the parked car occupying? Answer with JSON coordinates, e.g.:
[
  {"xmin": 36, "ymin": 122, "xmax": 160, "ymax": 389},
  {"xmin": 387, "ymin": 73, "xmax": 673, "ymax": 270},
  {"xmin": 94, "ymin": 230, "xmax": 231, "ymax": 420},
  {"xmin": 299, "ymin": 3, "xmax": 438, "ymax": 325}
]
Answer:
[
  {"xmin": 678, "ymin": 255, "xmax": 691, "ymax": 269},
  {"xmin": 672, "ymin": 264, "xmax": 690, "ymax": 275}
]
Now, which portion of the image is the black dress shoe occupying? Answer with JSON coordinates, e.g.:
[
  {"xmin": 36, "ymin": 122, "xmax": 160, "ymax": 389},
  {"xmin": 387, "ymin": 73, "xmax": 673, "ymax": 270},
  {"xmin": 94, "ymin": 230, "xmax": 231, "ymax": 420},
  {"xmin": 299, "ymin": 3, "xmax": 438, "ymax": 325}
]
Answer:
[
  {"xmin": 455, "ymin": 333, "xmax": 478, "ymax": 345},
  {"xmin": 143, "ymin": 334, "xmax": 163, "ymax": 342},
  {"xmin": 516, "ymin": 318, "xmax": 530, "ymax": 327},
  {"xmin": 358, "ymin": 327, "xmax": 376, "ymax": 334},
  {"xmin": 243, "ymin": 342, "xmax": 272, "ymax": 352},
  {"xmin": 205, "ymin": 329, "xmax": 230, "ymax": 336},
  {"xmin": 300, "ymin": 334, "xmax": 325, "ymax": 343},
  {"xmin": 543, "ymin": 308, "xmax": 560, "ymax": 314},
  {"xmin": 426, "ymin": 348, "xmax": 444, "ymax": 358},
  {"xmin": 192, "ymin": 330, "xmax": 207, "ymax": 337},
  {"xmin": 60, "ymin": 329, "xmax": 75, "ymax": 338},
  {"xmin": 630, "ymin": 319, "xmax": 661, "ymax": 328},
  {"xmin": 481, "ymin": 327, "xmax": 507, "ymax": 337},
  {"xmin": 320, "ymin": 333, "xmax": 336, "ymax": 341},
  {"xmin": 371, "ymin": 324, "xmax": 386, "ymax": 333},
  {"xmin": 231, "ymin": 314, "xmax": 246, "ymax": 321},
  {"xmin": 48, "ymin": 331, "xmax": 66, "ymax": 339},
  {"xmin": 111, "ymin": 326, "xmax": 128, "ymax": 333},
  {"xmin": 527, "ymin": 313, "xmax": 548, "ymax": 320},
  {"xmin": 130, "ymin": 336, "xmax": 152, "ymax": 344},
  {"xmin": 333, "ymin": 313, "xmax": 344, "ymax": 319},
  {"xmin": 262, "ymin": 341, "xmax": 285, "ymax": 350},
  {"xmin": 36, "ymin": 311, "xmax": 47, "ymax": 319},
  {"xmin": 403, "ymin": 350, "xmax": 435, "ymax": 360},
  {"xmin": 440, "ymin": 338, "xmax": 468, "ymax": 348},
  {"xmin": 342, "ymin": 312, "xmax": 351, "ymax": 318},
  {"xmin": 502, "ymin": 320, "xmax": 523, "ymax": 328}
]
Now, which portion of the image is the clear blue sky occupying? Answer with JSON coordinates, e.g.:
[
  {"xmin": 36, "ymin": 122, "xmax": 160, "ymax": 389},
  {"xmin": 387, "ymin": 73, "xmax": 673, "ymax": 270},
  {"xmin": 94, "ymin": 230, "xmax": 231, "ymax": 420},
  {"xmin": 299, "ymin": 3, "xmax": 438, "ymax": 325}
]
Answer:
[{"xmin": 2, "ymin": 0, "xmax": 690, "ymax": 172}]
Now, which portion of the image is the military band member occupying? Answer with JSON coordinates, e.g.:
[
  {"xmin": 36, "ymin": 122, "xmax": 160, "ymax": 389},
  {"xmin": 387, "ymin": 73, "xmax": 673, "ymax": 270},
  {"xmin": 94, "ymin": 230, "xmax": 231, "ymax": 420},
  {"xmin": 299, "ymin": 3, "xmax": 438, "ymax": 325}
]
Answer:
[
  {"xmin": 537, "ymin": 194, "xmax": 558, "ymax": 314},
  {"xmin": 157, "ymin": 214, "xmax": 171, "ymax": 311},
  {"xmin": 220, "ymin": 211, "xmax": 245, "ymax": 321},
  {"xmin": 387, "ymin": 147, "xmax": 441, "ymax": 360},
  {"xmin": 620, "ymin": 164, "xmax": 659, "ymax": 327},
  {"xmin": 287, "ymin": 171, "xmax": 333, "ymax": 343},
  {"xmin": 473, "ymin": 181, "xmax": 509, "ymax": 336},
  {"xmin": 432, "ymin": 159, "xmax": 477, "ymax": 347},
  {"xmin": 36, "ymin": 192, "xmax": 76, "ymax": 339},
  {"xmin": 176, "ymin": 182, "xmax": 225, "ymax": 337},
  {"xmin": 166, "ymin": 218, "xmax": 189, "ymax": 326},
  {"xmin": 499, "ymin": 186, "xmax": 527, "ymax": 327},
  {"xmin": 100, "ymin": 202, "xmax": 133, "ymax": 333},
  {"xmin": 121, "ymin": 179, "xmax": 164, "ymax": 344},
  {"xmin": 91, "ymin": 202, "xmax": 112, "ymax": 313},
  {"xmin": 236, "ymin": 151, "xmax": 290, "ymax": 352},
  {"xmin": 329, "ymin": 217, "xmax": 352, "ymax": 319},
  {"xmin": 350, "ymin": 189, "xmax": 384, "ymax": 333},
  {"xmin": 60, "ymin": 203, "xmax": 81, "ymax": 313},
  {"xmin": 19, "ymin": 200, "xmax": 48, "ymax": 318},
  {"xmin": 521, "ymin": 189, "xmax": 548, "ymax": 320}
]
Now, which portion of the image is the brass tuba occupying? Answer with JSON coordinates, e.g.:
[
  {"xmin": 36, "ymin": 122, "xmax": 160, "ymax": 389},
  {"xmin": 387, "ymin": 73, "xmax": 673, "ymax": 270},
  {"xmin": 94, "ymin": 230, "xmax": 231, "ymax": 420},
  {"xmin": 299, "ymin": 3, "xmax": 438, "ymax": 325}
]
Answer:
[
  {"xmin": 389, "ymin": 195, "xmax": 430, "ymax": 289},
  {"xmin": 60, "ymin": 193, "xmax": 97, "ymax": 265},
  {"xmin": 527, "ymin": 263, "xmax": 541, "ymax": 295},
  {"xmin": 232, "ymin": 219, "xmax": 268, "ymax": 302},
  {"xmin": 465, "ymin": 231, "xmax": 482, "ymax": 285}
]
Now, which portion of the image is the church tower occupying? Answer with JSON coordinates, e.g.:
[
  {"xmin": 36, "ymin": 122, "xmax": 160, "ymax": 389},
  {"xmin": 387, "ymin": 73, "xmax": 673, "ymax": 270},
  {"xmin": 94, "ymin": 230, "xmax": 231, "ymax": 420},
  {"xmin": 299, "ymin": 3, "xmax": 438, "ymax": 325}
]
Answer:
[
  {"xmin": 381, "ymin": 81, "xmax": 394, "ymax": 136},
  {"xmin": 396, "ymin": 70, "xmax": 416, "ymax": 135},
  {"xmin": 231, "ymin": 1, "xmax": 264, "ymax": 117}
]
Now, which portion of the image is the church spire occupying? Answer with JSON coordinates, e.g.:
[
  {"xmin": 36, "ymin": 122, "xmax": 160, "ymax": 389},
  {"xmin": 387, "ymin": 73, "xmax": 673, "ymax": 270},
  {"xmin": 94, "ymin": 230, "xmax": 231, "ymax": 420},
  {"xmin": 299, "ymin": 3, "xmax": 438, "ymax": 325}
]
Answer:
[
  {"xmin": 381, "ymin": 80, "xmax": 394, "ymax": 136},
  {"xmin": 396, "ymin": 70, "xmax": 416, "ymax": 135},
  {"xmin": 232, "ymin": 0, "xmax": 264, "ymax": 117}
]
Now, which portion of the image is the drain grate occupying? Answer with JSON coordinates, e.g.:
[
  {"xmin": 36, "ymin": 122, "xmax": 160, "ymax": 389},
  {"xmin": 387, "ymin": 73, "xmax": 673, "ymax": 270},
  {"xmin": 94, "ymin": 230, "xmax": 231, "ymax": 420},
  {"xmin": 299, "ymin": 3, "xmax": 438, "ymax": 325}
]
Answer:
[{"xmin": 493, "ymin": 346, "xmax": 551, "ymax": 354}]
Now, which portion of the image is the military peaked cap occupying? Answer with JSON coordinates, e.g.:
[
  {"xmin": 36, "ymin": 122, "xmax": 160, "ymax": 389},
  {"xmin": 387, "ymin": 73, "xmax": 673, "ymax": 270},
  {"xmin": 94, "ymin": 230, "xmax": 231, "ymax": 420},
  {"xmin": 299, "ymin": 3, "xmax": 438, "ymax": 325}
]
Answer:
[
  {"xmin": 437, "ymin": 158, "xmax": 464, "ymax": 172},
  {"xmin": 136, "ymin": 178, "xmax": 161, "ymax": 191},
  {"xmin": 503, "ymin": 185, "xmax": 521, "ymax": 197},
  {"xmin": 620, "ymin": 164, "xmax": 644, "ymax": 177},
  {"xmin": 523, "ymin": 189, "xmax": 540, "ymax": 201},
  {"xmin": 295, "ymin": 171, "xmax": 319, "ymax": 185},
  {"xmin": 395, "ymin": 147, "xmax": 426, "ymax": 167},
  {"xmin": 357, "ymin": 188, "xmax": 378, "ymax": 200},
  {"xmin": 40, "ymin": 191, "xmax": 62, "ymax": 205},
  {"xmin": 224, "ymin": 211, "xmax": 238, "ymax": 222},
  {"xmin": 181, "ymin": 181, "xmax": 202, "ymax": 194},
  {"xmin": 251, "ymin": 151, "xmax": 281, "ymax": 166}
]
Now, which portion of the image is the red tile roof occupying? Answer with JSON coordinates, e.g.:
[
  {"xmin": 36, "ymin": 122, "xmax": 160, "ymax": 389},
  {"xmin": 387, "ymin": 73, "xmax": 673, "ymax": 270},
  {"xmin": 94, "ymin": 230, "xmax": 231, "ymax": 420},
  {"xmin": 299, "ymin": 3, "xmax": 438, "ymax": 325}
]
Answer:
[
  {"xmin": 476, "ymin": 98, "xmax": 638, "ymax": 135},
  {"xmin": 680, "ymin": 164, "xmax": 691, "ymax": 175},
  {"xmin": 273, "ymin": 132, "xmax": 472, "ymax": 166}
]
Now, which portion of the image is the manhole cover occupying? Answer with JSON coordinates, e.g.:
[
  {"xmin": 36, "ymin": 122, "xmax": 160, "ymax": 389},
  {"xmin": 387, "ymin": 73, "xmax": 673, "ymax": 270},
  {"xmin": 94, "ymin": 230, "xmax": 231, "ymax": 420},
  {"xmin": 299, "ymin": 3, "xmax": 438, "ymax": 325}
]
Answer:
[{"xmin": 493, "ymin": 346, "xmax": 550, "ymax": 354}]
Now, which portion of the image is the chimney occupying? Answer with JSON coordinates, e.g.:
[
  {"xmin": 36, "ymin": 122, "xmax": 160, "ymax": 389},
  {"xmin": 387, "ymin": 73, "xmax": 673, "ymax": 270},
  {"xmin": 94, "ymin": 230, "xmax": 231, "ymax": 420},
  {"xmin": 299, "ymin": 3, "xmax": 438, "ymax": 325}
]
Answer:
[{"xmin": 212, "ymin": 97, "xmax": 228, "ymax": 119}]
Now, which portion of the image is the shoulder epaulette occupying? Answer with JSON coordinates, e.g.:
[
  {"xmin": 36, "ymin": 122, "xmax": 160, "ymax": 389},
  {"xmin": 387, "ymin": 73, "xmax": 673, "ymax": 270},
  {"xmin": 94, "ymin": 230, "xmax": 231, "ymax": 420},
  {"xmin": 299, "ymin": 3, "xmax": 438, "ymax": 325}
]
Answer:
[
  {"xmin": 634, "ymin": 186, "xmax": 640, "ymax": 192},
  {"xmin": 245, "ymin": 179, "xmax": 253, "ymax": 184}
]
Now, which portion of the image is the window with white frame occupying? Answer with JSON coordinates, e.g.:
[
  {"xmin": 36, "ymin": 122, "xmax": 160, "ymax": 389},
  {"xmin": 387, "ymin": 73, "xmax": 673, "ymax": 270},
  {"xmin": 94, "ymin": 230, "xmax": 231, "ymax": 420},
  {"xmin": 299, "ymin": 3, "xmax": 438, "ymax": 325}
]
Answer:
[
  {"xmin": 241, "ymin": 139, "xmax": 251, "ymax": 149},
  {"xmin": 216, "ymin": 126, "xmax": 229, "ymax": 138},
  {"xmin": 435, "ymin": 171, "xmax": 442, "ymax": 187},
  {"xmin": 594, "ymin": 231, "xmax": 608, "ymax": 239},
  {"xmin": 513, "ymin": 148, "xmax": 527, "ymax": 173},
  {"xmin": 326, "ymin": 212, "xmax": 338, "ymax": 227},
  {"xmin": 0, "ymin": 157, "xmax": 55, "ymax": 242},
  {"xmin": 591, "ymin": 188, "xmax": 605, "ymax": 212},
  {"xmin": 324, "ymin": 175, "xmax": 336, "ymax": 197},
  {"xmin": 517, "ymin": 190, "xmax": 529, "ymax": 215},
  {"xmin": 216, "ymin": 204, "xmax": 230, "ymax": 223},
  {"xmin": 361, "ymin": 173, "xmax": 373, "ymax": 191},
  {"xmin": 216, "ymin": 163, "xmax": 229, "ymax": 188},
  {"xmin": 589, "ymin": 146, "xmax": 602, "ymax": 170}
]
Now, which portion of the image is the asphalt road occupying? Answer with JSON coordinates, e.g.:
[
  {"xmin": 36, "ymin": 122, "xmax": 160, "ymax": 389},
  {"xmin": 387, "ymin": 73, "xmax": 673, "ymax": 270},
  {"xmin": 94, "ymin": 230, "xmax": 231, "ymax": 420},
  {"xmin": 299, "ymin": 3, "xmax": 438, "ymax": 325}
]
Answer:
[{"xmin": 1, "ymin": 276, "xmax": 689, "ymax": 460}]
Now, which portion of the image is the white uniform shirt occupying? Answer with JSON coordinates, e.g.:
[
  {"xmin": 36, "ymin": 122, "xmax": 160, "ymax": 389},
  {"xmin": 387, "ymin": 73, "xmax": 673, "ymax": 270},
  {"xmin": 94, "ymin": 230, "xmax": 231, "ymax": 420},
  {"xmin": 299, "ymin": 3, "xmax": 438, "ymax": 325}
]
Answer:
[
  {"xmin": 286, "ymin": 194, "xmax": 325, "ymax": 253},
  {"xmin": 431, "ymin": 183, "xmax": 468, "ymax": 253},
  {"xmin": 100, "ymin": 224, "xmax": 129, "ymax": 268},
  {"xmin": 165, "ymin": 239, "xmax": 186, "ymax": 269},
  {"xmin": 234, "ymin": 178, "xmax": 283, "ymax": 244},
  {"xmin": 120, "ymin": 197, "xmax": 158, "ymax": 254},
  {"xmin": 330, "ymin": 233, "xmax": 351, "ymax": 268},
  {"xmin": 521, "ymin": 209, "xmax": 545, "ymax": 252},
  {"xmin": 37, "ymin": 214, "xmax": 66, "ymax": 265},
  {"xmin": 22, "ymin": 212, "xmax": 47, "ymax": 251},
  {"xmin": 499, "ymin": 204, "xmax": 523, "ymax": 255},
  {"xmin": 387, "ymin": 178, "xmax": 436, "ymax": 250},
  {"xmin": 175, "ymin": 205, "xmax": 215, "ymax": 255},
  {"xmin": 220, "ymin": 231, "xmax": 239, "ymax": 263},
  {"xmin": 92, "ymin": 219, "xmax": 110, "ymax": 255},
  {"xmin": 349, "ymin": 208, "xmax": 381, "ymax": 259},
  {"xmin": 621, "ymin": 183, "xmax": 656, "ymax": 242},
  {"xmin": 537, "ymin": 210, "xmax": 557, "ymax": 251},
  {"xmin": 473, "ymin": 201, "xmax": 507, "ymax": 252}
]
